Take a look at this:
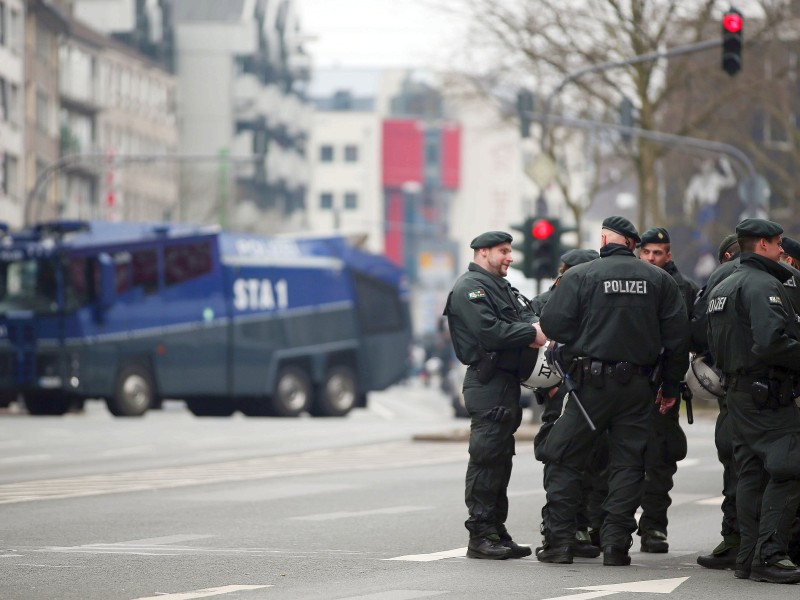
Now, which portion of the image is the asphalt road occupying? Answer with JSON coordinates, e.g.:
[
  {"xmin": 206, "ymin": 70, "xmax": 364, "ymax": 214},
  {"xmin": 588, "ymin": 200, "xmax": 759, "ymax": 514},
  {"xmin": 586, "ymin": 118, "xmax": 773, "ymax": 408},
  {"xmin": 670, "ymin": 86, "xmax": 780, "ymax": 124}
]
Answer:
[{"xmin": 1, "ymin": 382, "xmax": 798, "ymax": 599}]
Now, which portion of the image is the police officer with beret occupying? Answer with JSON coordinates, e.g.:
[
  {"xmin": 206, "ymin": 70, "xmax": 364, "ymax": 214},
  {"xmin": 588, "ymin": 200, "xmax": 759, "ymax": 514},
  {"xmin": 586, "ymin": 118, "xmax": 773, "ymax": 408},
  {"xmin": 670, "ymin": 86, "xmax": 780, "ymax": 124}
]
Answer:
[
  {"xmin": 443, "ymin": 231, "xmax": 547, "ymax": 560},
  {"xmin": 637, "ymin": 227, "xmax": 698, "ymax": 554},
  {"xmin": 536, "ymin": 216, "xmax": 689, "ymax": 566},
  {"xmin": 694, "ymin": 232, "xmax": 745, "ymax": 570},
  {"xmin": 706, "ymin": 218, "xmax": 800, "ymax": 584}
]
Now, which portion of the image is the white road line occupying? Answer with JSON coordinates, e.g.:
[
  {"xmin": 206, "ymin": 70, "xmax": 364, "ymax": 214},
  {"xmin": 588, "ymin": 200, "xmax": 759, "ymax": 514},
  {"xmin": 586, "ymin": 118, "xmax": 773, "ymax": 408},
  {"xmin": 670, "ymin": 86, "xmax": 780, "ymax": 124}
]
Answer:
[
  {"xmin": 115, "ymin": 535, "xmax": 213, "ymax": 546},
  {"xmin": 132, "ymin": 585, "xmax": 272, "ymax": 600},
  {"xmin": 678, "ymin": 458, "xmax": 700, "ymax": 468},
  {"xmin": 696, "ymin": 495, "xmax": 724, "ymax": 506},
  {"xmin": 0, "ymin": 441, "xmax": 466, "ymax": 505},
  {"xmin": 368, "ymin": 399, "xmax": 397, "ymax": 420},
  {"xmin": 338, "ymin": 591, "xmax": 446, "ymax": 600},
  {"xmin": 0, "ymin": 454, "xmax": 52, "ymax": 465},
  {"xmin": 386, "ymin": 547, "xmax": 467, "ymax": 562},
  {"xmin": 293, "ymin": 506, "xmax": 429, "ymax": 521},
  {"xmin": 99, "ymin": 446, "xmax": 154, "ymax": 458}
]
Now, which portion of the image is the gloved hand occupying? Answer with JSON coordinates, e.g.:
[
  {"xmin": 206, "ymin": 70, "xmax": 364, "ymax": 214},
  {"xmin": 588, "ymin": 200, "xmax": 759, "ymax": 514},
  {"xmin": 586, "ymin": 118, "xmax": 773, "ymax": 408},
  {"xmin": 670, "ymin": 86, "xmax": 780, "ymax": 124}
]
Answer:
[
  {"xmin": 655, "ymin": 387, "xmax": 677, "ymax": 415},
  {"xmin": 485, "ymin": 406, "xmax": 512, "ymax": 423}
]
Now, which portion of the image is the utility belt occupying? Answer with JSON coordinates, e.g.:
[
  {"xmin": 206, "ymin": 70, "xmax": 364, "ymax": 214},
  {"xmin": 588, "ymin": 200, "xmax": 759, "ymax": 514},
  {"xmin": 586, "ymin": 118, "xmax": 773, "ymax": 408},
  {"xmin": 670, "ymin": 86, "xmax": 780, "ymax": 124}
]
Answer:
[
  {"xmin": 571, "ymin": 357, "xmax": 653, "ymax": 388},
  {"xmin": 726, "ymin": 369, "xmax": 798, "ymax": 410},
  {"xmin": 468, "ymin": 353, "xmax": 517, "ymax": 384}
]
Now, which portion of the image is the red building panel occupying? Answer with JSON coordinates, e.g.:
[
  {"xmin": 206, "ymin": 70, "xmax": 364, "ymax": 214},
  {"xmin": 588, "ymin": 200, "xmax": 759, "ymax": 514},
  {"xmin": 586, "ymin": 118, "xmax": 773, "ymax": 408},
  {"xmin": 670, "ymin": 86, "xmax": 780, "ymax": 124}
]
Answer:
[
  {"xmin": 382, "ymin": 120, "xmax": 424, "ymax": 188},
  {"xmin": 440, "ymin": 123, "xmax": 461, "ymax": 190}
]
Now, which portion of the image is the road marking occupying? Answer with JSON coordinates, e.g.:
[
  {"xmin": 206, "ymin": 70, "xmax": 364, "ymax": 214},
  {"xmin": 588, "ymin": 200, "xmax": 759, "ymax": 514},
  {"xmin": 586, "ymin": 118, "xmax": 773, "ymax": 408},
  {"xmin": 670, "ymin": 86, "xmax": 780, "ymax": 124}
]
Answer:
[
  {"xmin": 99, "ymin": 446, "xmax": 154, "ymax": 458},
  {"xmin": 0, "ymin": 454, "xmax": 52, "ymax": 465},
  {"xmin": 386, "ymin": 546, "xmax": 481, "ymax": 562},
  {"xmin": 293, "ymin": 506, "xmax": 429, "ymax": 521},
  {"xmin": 678, "ymin": 458, "xmax": 700, "ymax": 468},
  {"xmin": 114, "ymin": 535, "xmax": 213, "ymax": 546},
  {"xmin": 540, "ymin": 577, "xmax": 689, "ymax": 600},
  {"xmin": 338, "ymin": 591, "xmax": 445, "ymax": 600},
  {"xmin": 696, "ymin": 495, "xmax": 723, "ymax": 505},
  {"xmin": 131, "ymin": 585, "xmax": 272, "ymax": 600},
  {"xmin": 368, "ymin": 399, "xmax": 397, "ymax": 419},
  {"xmin": 0, "ymin": 441, "xmax": 466, "ymax": 504}
]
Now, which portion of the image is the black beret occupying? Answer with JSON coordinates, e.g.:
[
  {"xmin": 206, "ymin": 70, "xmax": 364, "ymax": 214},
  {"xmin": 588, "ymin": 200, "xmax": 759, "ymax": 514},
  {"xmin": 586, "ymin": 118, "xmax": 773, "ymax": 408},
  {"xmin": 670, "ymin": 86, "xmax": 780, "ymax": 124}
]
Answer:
[
  {"xmin": 602, "ymin": 216, "xmax": 641, "ymax": 244},
  {"xmin": 735, "ymin": 218, "xmax": 783, "ymax": 239},
  {"xmin": 782, "ymin": 236, "xmax": 800, "ymax": 261},
  {"xmin": 639, "ymin": 227, "xmax": 670, "ymax": 246},
  {"xmin": 470, "ymin": 230, "xmax": 512, "ymax": 249},
  {"xmin": 561, "ymin": 248, "xmax": 599, "ymax": 267},
  {"xmin": 717, "ymin": 233, "xmax": 738, "ymax": 263}
]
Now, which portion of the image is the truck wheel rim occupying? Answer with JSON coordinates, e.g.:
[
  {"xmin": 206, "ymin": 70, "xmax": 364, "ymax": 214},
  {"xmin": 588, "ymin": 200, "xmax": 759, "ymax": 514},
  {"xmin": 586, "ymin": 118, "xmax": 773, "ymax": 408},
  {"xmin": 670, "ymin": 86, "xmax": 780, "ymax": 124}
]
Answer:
[{"xmin": 122, "ymin": 375, "xmax": 150, "ymax": 410}]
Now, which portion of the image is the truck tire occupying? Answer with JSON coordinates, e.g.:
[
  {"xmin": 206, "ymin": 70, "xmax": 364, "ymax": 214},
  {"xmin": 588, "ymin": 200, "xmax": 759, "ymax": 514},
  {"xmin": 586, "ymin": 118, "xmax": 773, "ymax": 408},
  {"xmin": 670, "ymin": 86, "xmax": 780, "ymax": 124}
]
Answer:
[
  {"xmin": 108, "ymin": 364, "xmax": 154, "ymax": 417},
  {"xmin": 310, "ymin": 365, "xmax": 357, "ymax": 417},
  {"xmin": 23, "ymin": 392, "xmax": 71, "ymax": 416},
  {"xmin": 186, "ymin": 398, "xmax": 236, "ymax": 417},
  {"xmin": 271, "ymin": 366, "xmax": 311, "ymax": 417}
]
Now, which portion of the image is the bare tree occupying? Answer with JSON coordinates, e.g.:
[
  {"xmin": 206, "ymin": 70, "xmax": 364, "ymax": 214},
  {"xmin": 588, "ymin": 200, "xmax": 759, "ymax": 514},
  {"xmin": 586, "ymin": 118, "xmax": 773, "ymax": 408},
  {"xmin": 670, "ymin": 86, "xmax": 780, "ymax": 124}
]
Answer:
[{"xmin": 431, "ymin": 0, "xmax": 797, "ymax": 236}]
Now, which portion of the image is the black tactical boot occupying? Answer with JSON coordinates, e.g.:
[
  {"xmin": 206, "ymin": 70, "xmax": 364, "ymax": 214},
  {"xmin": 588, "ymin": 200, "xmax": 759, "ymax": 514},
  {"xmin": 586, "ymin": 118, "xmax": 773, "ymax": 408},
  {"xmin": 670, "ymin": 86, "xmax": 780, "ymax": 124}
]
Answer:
[
  {"xmin": 535, "ymin": 544, "xmax": 573, "ymax": 564},
  {"xmin": 749, "ymin": 557, "xmax": 800, "ymax": 584},
  {"xmin": 467, "ymin": 536, "xmax": 513, "ymax": 560},
  {"xmin": 697, "ymin": 537, "xmax": 739, "ymax": 570},
  {"xmin": 603, "ymin": 545, "xmax": 632, "ymax": 566},
  {"xmin": 640, "ymin": 529, "xmax": 669, "ymax": 553},
  {"xmin": 573, "ymin": 530, "xmax": 601, "ymax": 558},
  {"xmin": 734, "ymin": 563, "xmax": 751, "ymax": 579},
  {"xmin": 499, "ymin": 537, "xmax": 532, "ymax": 558}
]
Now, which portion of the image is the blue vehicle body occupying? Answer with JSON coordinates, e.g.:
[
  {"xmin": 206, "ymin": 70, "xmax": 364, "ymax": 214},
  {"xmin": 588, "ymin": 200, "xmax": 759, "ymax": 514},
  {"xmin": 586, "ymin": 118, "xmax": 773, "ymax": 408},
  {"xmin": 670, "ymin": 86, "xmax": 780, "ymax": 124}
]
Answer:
[{"xmin": 0, "ymin": 221, "xmax": 412, "ymax": 417}]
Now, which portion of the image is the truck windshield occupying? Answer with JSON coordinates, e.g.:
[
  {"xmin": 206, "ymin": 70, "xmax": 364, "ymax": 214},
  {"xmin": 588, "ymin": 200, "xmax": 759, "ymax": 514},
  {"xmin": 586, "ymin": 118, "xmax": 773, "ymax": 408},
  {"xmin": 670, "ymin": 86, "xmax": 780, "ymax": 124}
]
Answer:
[{"xmin": 0, "ymin": 259, "xmax": 60, "ymax": 315}]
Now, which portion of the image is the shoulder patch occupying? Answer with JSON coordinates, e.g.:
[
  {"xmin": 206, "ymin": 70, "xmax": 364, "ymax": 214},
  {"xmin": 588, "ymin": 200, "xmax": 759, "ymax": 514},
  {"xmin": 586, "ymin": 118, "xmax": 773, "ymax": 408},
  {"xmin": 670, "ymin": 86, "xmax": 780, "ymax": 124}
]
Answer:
[
  {"xmin": 707, "ymin": 297, "xmax": 727, "ymax": 313},
  {"xmin": 467, "ymin": 289, "xmax": 486, "ymax": 300},
  {"xmin": 769, "ymin": 295, "xmax": 783, "ymax": 306}
]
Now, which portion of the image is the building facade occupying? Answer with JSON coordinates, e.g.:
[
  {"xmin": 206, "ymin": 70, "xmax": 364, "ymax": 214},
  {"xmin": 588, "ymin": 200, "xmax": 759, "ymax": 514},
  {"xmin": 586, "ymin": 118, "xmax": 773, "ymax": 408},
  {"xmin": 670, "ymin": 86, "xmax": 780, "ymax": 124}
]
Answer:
[{"xmin": 0, "ymin": 0, "xmax": 24, "ymax": 226}]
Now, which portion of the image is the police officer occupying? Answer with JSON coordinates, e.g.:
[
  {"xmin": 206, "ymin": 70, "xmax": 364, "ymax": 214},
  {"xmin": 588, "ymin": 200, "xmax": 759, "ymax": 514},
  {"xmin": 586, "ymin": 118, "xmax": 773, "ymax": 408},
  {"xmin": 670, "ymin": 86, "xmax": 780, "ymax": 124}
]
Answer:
[
  {"xmin": 694, "ymin": 232, "xmax": 744, "ymax": 570},
  {"xmin": 636, "ymin": 227, "xmax": 698, "ymax": 553},
  {"xmin": 531, "ymin": 248, "xmax": 604, "ymax": 559},
  {"xmin": 443, "ymin": 231, "xmax": 546, "ymax": 560},
  {"xmin": 782, "ymin": 236, "xmax": 800, "ymax": 271},
  {"xmin": 536, "ymin": 216, "xmax": 689, "ymax": 566},
  {"xmin": 706, "ymin": 218, "xmax": 800, "ymax": 584}
]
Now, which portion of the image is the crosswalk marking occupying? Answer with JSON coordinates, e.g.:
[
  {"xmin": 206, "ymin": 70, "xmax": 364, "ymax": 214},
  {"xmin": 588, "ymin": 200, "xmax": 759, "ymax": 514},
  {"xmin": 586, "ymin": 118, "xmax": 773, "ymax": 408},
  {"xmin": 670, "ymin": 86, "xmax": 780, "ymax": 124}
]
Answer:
[
  {"xmin": 386, "ymin": 547, "xmax": 469, "ymax": 562},
  {"xmin": 293, "ymin": 506, "xmax": 429, "ymax": 521},
  {"xmin": 0, "ymin": 441, "xmax": 466, "ymax": 505},
  {"xmin": 132, "ymin": 585, "xmax": 271, "ymax": 600}
]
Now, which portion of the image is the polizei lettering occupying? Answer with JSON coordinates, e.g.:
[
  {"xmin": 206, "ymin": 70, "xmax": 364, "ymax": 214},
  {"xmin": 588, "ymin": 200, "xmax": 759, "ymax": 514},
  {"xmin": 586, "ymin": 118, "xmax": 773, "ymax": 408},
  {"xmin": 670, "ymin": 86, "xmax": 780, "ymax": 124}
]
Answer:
[
  {"xmin": 707, "ymin": 297, "xmax": 728, "ymax": 313},
  {"xmin": 602, "ymin": 280, "xmax": 648, "ymax": 294}
]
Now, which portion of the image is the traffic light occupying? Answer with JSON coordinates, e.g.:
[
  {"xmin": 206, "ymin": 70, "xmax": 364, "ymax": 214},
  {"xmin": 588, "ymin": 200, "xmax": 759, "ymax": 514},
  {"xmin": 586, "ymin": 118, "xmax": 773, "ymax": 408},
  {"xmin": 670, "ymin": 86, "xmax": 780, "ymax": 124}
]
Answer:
[
  {"xmin": 721, "ymin": 8, "xmax": 743, "ymax": 76},
  {"xmin": 516, "ymin": 89, "xmax": 535, "ymax": 138},
  {"xmin": 511, "ymin": 217, "xmax": 537, "ymax": 278},
  {"xmin": 529, "ymin": 218, "xmax": 561, "ymax": 279},
  {"xmin": 511, "ymin": 217, "xmax": 566, "ymax": 280}
]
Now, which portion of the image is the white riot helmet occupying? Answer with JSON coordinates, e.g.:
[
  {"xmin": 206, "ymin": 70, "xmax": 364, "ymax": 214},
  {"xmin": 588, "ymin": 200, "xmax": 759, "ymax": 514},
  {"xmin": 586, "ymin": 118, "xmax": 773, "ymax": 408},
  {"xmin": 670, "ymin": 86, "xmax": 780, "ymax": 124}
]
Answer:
[
  {"xmin": 520, "ymin": 345, "xmax": 562, "ymax": 390},
  {"xmin": 685, "ymin": 354, "xmax": 724, "ymax": 402}
]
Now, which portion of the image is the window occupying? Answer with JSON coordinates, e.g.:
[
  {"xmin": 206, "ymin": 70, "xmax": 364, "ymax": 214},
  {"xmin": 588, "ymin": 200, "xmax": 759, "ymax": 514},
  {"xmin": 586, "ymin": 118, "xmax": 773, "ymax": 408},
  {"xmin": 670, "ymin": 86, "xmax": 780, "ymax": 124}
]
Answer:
[
  {"xmin": 1, "ymin": 153, "xmax": 18, "ymax": 197},
  {"xmin": 0, "ymin": 2, "xmax": 6, "ymax": 47},
  {"xmin": 164, "ymin": 241, "xmax": 213, "ymax": 286},
  {"xmin": 319, "ymin": 145, "xmax": 334, "ymax": 162},
  {"xmin": 344, "ymin": 192, "xmax": 358, "ymax": 210},
  {"xmin": 344, "ymin": 144, "xmax": 358, "ymax": 162},
  {"xmin": 36, "ymin": 90, "xmax": 50, "ymax": 134},
  {"xmin": 36, "ymin": 21, "xmax": 52, "ymax": 60},
  {"xmin": 131, "ymin": 248, "xmax": 158, "ymax": 293},
  {"xmin": 319, "ymin": 192, "xmax": 334, "ymax": 210},
  {"xmin": 353, "ymin": 273, "xmax": 404, "ymax": 334}
]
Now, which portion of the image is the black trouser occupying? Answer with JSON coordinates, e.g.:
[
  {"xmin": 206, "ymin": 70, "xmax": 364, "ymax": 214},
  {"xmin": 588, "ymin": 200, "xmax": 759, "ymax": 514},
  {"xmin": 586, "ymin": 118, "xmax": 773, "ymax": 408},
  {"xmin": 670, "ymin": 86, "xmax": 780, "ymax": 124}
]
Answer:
[
  {"xmin": 714, "ymin": 395, "xmax": 739, "ymax": 539},
  {"xmin": 463, "ymin": 368, "xmax": 522, "ymax": 539},
  {"xmin": 727, "ymin": 388, "xmax": 800, "ymax": 568},
  {"xmin": 538, "ymin": 375, "xmax": 651, "ymax": 550},
  {"xmin": 638, "ymin": 402, "xmax": 687, "ymax": 536}
]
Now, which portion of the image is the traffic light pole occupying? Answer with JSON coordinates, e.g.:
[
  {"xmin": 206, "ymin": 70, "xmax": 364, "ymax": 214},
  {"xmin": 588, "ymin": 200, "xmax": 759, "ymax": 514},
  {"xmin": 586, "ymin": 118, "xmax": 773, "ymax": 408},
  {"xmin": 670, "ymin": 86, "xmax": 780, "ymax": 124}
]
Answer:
[
  {"xmin": 538, "ymin": 38, "xmax": 722, "ymax": 152},
  {"xmin": 534, "ymin": 34, "xmax": 765, "ymax": 217}
]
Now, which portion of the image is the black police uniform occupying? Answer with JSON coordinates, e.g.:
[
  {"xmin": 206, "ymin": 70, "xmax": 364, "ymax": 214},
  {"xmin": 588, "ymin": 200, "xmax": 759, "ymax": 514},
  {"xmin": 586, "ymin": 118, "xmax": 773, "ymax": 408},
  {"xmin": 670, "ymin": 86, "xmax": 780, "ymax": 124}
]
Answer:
[
  {"xmin": 443, "ymin": 231, "xmax": 539, "ymax": 560},
  {"xmin": 537, "ymin": 217, "xmax": 689, "ymax": 565},
  {"xmin": 638, "ymin": 237, "xmax": 698, "ymax": 552},
  {"xmin": 707, "ymin": 231, "xmax": 800, "ymax": 582},
  {"xmin": 692, "ymin": 254, "xmax": 743, "ymax": 568},
  {"xmin": 531, "ymin": 248, "xmax": 606, "ymax": 556}
]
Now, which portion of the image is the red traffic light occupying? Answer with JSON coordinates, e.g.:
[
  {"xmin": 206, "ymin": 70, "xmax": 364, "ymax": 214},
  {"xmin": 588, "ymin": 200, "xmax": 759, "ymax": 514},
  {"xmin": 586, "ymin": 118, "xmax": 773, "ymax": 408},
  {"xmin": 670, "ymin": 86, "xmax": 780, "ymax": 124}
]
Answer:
[
  {"xmin": 532, "ymin": 219, "xmax": 555, "ymax": 240},
  {"xmin": 722, "ymin": 12, "xmax": 743, "ymax": 33}
]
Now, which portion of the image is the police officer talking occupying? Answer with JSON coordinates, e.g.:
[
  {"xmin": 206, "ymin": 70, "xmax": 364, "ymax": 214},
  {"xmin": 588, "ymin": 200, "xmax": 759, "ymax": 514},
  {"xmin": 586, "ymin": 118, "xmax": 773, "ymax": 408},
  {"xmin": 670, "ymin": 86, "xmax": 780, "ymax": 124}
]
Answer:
[
  {"xmin": 706, "ymin": 218, "xmax": 800, "ymax": 584},
  {"xmin": 637, "ymin": 227, "xmax": 698, "ymax": 553},
  {"xmin": 443, "ymin": 231, "xmax": 546, "ymax": 560},
  {"xmin": 536, "ymin": 216, "xmax": 688, "ymax": 566}
]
